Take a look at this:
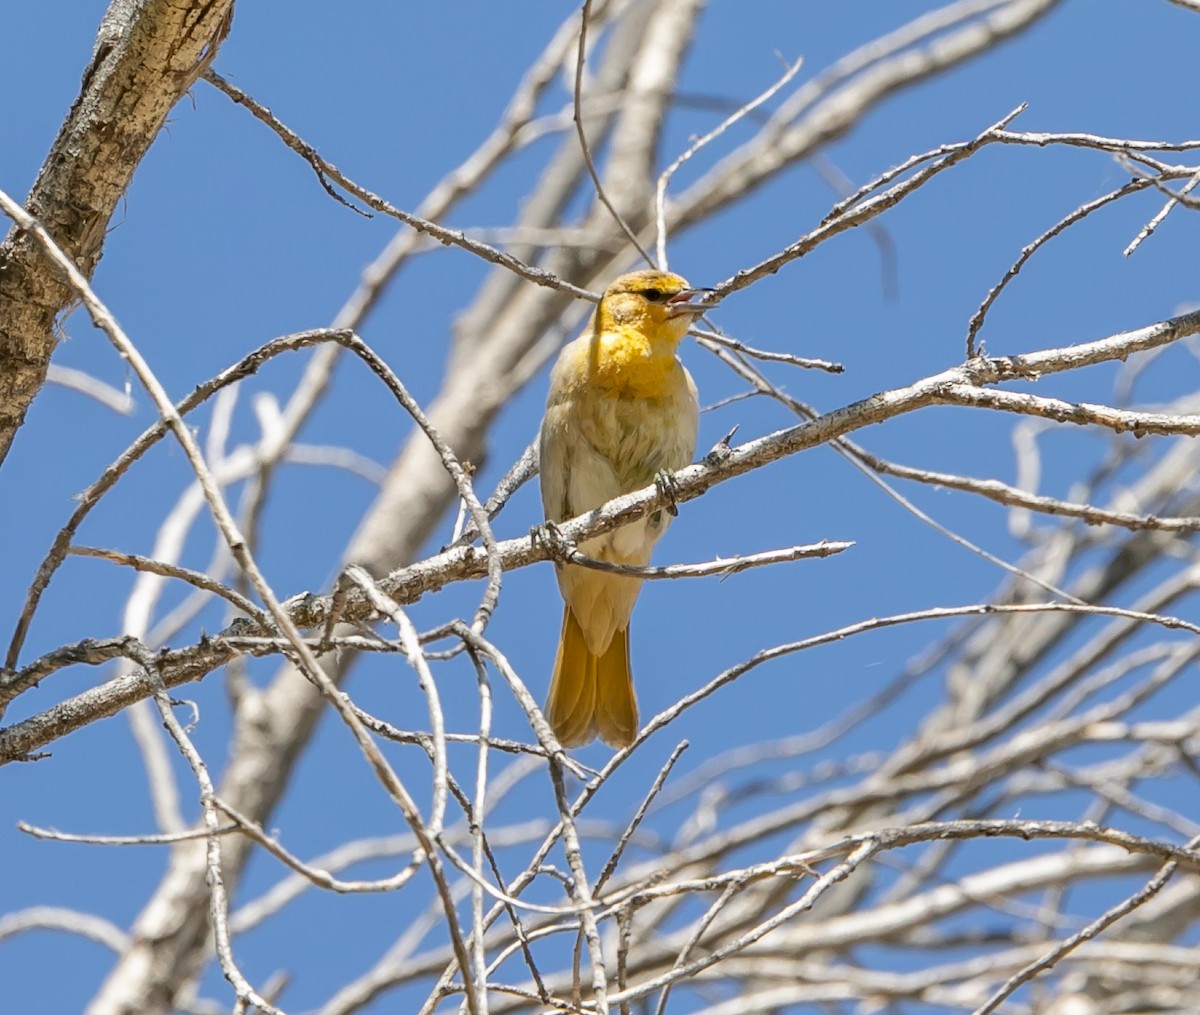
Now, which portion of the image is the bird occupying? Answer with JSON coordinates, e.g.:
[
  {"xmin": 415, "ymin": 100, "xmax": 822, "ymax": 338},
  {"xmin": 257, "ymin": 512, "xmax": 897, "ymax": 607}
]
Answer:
[{"xmin": 539, "ymin": 269, "xmax": 710, "ymax": 749}]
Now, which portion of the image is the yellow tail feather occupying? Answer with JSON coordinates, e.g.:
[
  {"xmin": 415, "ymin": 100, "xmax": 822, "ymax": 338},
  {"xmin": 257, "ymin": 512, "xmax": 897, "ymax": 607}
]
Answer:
[
  {"xmin": 546, "ymin": 608, "xmax": 637, "ymax": 749},
  {"xmin": 546, "ymin": 607, "xmax": 596, "ymax": 747},
  {"xmin": 594, "ymin": 627, "xmax": 636, "ymax": 749}
]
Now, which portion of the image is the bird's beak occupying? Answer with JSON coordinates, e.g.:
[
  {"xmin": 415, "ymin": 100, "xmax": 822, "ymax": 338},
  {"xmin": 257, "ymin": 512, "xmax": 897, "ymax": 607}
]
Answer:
[{"xmin": 666, "ymin": 287, "xmax": 718, "ymax": 318}]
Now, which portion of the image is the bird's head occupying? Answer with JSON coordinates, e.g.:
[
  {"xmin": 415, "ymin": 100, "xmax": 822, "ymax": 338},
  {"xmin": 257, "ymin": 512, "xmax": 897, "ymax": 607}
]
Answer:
[{"xmin": 595, "ymin": 270, "xmax": 714, "ymax": 345}]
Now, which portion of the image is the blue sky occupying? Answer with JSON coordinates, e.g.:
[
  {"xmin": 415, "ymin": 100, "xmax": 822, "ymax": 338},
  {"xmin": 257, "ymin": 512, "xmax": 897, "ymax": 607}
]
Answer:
[{"xmin": 2, "ymin": 2, "xmax": 1199, "ymax": 1012}]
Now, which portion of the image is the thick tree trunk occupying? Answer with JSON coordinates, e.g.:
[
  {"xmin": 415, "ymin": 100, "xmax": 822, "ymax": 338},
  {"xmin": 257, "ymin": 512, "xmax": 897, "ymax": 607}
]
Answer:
[{"xmin": 0, "ymin": 0, "xmax": 235, "ymax": 466}]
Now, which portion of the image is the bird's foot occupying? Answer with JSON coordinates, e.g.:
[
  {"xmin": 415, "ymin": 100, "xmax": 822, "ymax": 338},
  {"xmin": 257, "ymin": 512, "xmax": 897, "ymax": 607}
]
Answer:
[
  {"xmin": 531, "ymin": 520, "xmax": 575, "ymax": 563},
  {"xmin": 654, "ymin": 469, "xmax": 681, "ymax": 517}
]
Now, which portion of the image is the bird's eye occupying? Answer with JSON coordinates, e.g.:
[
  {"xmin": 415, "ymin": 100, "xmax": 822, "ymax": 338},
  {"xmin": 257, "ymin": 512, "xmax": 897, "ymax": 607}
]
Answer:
[{"xmin": 641, "ymin": 288, "xmax": 664, "ymax": 302}]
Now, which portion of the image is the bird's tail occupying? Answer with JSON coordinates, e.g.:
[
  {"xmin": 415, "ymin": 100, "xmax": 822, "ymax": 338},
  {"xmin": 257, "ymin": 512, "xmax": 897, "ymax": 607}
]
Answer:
[{"xmin": 546, "ymin": 606, "xmax": 637, "ymax": 749}]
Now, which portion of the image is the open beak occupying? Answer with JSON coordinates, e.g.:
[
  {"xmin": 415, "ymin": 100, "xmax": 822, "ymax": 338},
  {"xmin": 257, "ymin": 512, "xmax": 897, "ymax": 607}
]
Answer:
[{"xmin": 666, "ymin": 287, "xmax": 718, "ymax": 318}]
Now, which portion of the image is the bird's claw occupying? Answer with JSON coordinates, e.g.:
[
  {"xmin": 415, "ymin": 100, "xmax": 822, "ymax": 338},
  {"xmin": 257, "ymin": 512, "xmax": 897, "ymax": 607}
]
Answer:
[
  {"xmin": 531, "ymin": 520, "xmax": 574, "ymax": 562},
  {"xmin": 654, "ymin": 469, "xmax": 681, "ymax": 517}
]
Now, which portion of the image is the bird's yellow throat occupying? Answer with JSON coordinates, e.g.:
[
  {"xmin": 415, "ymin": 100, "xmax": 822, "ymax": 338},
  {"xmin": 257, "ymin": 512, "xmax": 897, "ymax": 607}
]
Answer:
[{"xmin": 577, "ymin": 322, "xmax": 687, "ymax": 399}]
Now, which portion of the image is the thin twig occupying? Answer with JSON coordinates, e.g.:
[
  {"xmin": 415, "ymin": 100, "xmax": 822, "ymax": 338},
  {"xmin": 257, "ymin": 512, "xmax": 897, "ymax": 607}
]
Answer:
[
  {"xmin": 204, "ymin": 70, "xmax": 597, "ymax": 304},
  {"xmin": 654, "ymin": 56, "xmax": 803, "ymax": 268},
  {"xmin": 573, "ymin": 0, "xmax": 655, "ymax": 266}
]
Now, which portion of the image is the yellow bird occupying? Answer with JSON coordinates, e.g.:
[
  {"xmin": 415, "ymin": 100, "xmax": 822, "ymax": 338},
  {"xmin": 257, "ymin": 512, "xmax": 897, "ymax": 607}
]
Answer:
[{"xmin": 540, "ymin": 270, "xmax": 709, "ymax": 749}]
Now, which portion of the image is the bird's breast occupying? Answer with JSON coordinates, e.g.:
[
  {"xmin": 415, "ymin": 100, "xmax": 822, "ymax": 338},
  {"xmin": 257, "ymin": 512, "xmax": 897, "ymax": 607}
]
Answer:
[
  {"xmin": 543, "ymin": 326, "xmax": 700, "ymax": 517},
  {"xmin": 574, "ymin": 373, "xmax": 696, "ymax": 490}
]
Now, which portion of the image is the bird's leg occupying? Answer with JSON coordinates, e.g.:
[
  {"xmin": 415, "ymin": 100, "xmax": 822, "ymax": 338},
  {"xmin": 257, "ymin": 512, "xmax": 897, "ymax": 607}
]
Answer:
[
  {"xmin": 654, "ymin": 469, "xmax": 681, "ymax": 517},
  {"xmin": 531, "ymin": 519, "xmax": 575, "ymax": 563}
]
